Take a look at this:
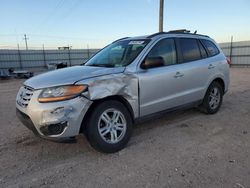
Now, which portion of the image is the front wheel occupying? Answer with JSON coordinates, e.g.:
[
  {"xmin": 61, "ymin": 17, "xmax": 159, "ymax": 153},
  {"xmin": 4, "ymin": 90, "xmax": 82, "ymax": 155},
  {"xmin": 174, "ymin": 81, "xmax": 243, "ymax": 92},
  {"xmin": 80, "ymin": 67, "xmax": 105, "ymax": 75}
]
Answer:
[
  {"xmin": 86, "ymin": 100, "xmax": 133, "ymax": 153},
  {"xmin": 200, "ymin": 82, "xmax": 223, "ymax": 114}
]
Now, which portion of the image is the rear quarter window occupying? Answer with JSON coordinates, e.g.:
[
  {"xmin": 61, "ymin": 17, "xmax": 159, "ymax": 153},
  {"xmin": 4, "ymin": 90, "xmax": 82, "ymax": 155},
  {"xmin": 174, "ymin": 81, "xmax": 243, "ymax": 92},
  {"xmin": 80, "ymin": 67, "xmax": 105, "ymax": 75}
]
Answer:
[
  {"xmin": 198, "ymin": 40, "xmax": 208, "ymax": 58},
  {"xmin": 201, "ymin": 39, "xmax": 220, "ymax": 57}
]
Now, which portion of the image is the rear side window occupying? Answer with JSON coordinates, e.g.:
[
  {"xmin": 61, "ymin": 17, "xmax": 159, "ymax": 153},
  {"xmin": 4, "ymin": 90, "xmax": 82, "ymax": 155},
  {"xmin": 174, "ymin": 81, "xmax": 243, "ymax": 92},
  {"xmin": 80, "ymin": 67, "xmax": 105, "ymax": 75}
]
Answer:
[
  {"xmin": 179, "ymin": 38, "xmax": 201, "ymax": 62},
  {"xmin": 201, "ymin": 39, "xmax": 219, "ymax": 57}
]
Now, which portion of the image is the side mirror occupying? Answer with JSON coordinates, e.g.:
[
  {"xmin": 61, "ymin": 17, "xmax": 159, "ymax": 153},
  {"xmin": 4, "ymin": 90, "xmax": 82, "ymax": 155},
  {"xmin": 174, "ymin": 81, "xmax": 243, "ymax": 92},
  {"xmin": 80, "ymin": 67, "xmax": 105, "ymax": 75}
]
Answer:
[{"xmin": 141, "ymin": 56, "xmax": 164, "ymax": 69}]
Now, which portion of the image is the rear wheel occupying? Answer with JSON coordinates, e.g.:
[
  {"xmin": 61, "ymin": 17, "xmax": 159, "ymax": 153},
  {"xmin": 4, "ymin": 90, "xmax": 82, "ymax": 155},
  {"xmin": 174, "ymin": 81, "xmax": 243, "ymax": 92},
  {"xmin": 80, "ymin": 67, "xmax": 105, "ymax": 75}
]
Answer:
[
  {"xmin": 200, "ymin": 82, "xmax": 223, "ymax": 114},
  {"xmin": 86, "ymin": 100, "xmax": 133, "ymax": 153}
]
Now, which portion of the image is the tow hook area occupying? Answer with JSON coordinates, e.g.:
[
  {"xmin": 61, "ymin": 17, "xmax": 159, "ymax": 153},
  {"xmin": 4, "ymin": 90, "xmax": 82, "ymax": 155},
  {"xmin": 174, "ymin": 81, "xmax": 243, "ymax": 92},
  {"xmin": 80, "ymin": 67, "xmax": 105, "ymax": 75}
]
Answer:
[{"xmin": 39, "ymin": 106, "xmax": 73, "ymax": 136}]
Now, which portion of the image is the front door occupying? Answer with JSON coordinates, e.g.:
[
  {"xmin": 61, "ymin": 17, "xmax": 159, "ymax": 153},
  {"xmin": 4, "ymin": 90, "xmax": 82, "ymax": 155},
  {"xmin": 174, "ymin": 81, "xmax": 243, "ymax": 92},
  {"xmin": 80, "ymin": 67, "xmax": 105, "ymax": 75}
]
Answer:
[{"xmin": 138, "ymin": 38, "xmax": 187, "ymax": 116}]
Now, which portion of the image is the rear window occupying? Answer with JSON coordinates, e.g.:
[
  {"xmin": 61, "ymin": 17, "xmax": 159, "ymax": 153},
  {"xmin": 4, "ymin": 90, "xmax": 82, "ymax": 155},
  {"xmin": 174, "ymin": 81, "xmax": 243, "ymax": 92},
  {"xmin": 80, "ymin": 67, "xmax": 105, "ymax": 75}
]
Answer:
[
  {"xmin": 201, "ymin": 39, "xmax": 219, "ymax": 57},
  {"xmin": 179, "ymin": 38, "xmax": 201, "ymax": 62}
]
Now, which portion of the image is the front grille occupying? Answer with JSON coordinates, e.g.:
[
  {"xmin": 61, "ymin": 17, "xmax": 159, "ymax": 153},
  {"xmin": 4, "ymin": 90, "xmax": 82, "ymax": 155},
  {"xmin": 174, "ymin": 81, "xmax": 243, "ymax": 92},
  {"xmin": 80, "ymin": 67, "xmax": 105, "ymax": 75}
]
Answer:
[{"xmin": 17, "ymin": 86, "xmax": 34, "ymax": 108}]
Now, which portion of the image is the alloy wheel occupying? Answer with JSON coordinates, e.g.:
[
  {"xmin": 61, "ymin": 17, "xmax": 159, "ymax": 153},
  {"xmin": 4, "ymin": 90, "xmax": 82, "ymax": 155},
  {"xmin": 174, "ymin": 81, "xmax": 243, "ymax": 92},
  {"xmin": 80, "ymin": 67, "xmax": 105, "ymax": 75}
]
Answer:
[
  {"xmin": 98, "ymin": 108, "xmax": 127, "ymax": 144},
  {"xmin": 208, "ymin": 87, "xmax": 221, "ymax": 110}
]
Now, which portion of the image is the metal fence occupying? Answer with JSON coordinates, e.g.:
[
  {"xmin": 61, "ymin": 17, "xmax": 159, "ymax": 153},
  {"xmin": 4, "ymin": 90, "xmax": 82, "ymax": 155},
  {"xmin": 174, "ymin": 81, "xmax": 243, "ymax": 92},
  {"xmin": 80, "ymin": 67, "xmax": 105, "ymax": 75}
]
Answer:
[
  {"xmin": 0, "ymin": 48, "xmax": 99, "ymax": 69},
  {"xmin": 0, "ymin": 40, "xmax": 250, "ymax": 69},
  {"xmin": 220, "ymin": 41, "xmax": 250, "ymax": 65}
]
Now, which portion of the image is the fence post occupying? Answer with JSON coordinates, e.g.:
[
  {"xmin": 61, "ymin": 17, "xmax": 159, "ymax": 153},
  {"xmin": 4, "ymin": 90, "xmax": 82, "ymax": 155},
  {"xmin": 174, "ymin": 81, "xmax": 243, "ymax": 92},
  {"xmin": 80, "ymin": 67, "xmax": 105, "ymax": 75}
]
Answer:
[
  {"xmin": 17, "ymin": 44, "xmax": 23, "ymax": 69},
  {"xmin": 42, "ymin": 44, "xmax": 46, "ymax": 67},
  {"xmin": 229, "ymin": 36, "xmax": 233, "ymax": 64},
  {"xmin": 87, "ymin": 44, "xmax": 90, "ymax": 60},
  {"xmin": 68, "ymin": 45, "xmax": 71, "ymax": 67}
]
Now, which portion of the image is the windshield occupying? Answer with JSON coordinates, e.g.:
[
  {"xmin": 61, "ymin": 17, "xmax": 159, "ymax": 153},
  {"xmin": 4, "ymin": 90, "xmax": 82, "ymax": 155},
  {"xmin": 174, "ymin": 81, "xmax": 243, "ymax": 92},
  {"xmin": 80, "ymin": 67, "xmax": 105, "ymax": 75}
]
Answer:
[{"xmin": 85, "ymin": 39, "xmax": 150, "ymax": 67}]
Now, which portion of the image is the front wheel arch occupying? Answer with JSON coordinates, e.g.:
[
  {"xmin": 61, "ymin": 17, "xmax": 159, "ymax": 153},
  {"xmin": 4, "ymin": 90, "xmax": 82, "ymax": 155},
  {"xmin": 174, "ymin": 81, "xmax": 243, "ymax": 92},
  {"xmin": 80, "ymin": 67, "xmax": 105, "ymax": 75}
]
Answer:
[{"xmin": 80, "ymin": 95, "xmax": 135, "ymax": 134}]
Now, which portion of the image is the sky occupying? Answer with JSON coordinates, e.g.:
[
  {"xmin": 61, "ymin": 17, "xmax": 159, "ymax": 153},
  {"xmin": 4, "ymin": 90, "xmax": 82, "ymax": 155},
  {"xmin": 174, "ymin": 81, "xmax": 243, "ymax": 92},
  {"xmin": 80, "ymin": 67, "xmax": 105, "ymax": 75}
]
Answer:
[{"xmin": 0, "ymin": 0, "xmax": 250, "ymax": 49}]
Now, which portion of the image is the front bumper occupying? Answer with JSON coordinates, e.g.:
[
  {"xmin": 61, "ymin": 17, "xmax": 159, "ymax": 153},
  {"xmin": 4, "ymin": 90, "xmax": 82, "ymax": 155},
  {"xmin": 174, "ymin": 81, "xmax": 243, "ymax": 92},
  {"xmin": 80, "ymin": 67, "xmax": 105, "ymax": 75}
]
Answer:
[
  {"xmin": 16, "ymin": 108, "xmax": 40, "ymax": 136},
  {"xmin": 16, "ymin": 88, "xmax": 92, "ymax": 139}
]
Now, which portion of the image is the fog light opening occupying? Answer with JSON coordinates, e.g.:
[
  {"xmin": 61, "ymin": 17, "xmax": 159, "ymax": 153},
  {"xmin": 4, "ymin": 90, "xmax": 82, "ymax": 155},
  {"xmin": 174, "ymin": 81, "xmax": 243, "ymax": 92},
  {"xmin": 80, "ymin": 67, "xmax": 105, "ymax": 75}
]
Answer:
[{"xmin": 40, "ymin": 121, "xmax": 67, "ymax": 136}]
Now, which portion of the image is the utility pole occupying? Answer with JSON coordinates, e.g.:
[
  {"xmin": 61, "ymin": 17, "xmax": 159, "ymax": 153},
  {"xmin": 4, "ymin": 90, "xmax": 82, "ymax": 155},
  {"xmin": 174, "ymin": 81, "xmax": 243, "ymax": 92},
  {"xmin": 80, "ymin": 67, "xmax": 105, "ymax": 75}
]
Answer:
[
  {"xmin": 159, "ymin": 0, "xmax": 164, "ymax": 32},
  {"xmin": 23, "ymin": 34, "xmax": 29, "ymax": 50}
]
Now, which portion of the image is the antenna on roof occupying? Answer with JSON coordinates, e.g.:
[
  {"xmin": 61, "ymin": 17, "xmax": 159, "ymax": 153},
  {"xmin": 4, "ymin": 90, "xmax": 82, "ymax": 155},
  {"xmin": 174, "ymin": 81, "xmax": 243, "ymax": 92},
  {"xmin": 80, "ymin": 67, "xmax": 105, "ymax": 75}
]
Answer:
[{"xmin": 194, "ymin": 30, "xmax": 197, "ymax": 34}]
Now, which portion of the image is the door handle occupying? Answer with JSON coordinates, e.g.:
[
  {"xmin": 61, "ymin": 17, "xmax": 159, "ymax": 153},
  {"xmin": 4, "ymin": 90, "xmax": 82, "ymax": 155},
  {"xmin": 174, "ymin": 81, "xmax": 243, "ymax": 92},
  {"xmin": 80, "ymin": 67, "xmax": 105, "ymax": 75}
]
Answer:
[
  {"xmin": 174, "ymin": 72, "xmax": 184, "ymax": 78},
  {"xmin": 208, "ymin": 64, "xmax": 215, "ymax": 69}
]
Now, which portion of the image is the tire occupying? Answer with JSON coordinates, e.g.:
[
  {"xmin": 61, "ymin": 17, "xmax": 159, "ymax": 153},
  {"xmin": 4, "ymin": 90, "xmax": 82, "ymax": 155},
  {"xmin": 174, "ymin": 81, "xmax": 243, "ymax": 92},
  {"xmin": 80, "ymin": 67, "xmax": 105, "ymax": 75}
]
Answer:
[
  {"xmin": 200, "ymin": 81, "xmax": 223, "ymax": 114},
  {"xmin": 86, "ymin": 100, "xmax": 133, "ymax": 153}
]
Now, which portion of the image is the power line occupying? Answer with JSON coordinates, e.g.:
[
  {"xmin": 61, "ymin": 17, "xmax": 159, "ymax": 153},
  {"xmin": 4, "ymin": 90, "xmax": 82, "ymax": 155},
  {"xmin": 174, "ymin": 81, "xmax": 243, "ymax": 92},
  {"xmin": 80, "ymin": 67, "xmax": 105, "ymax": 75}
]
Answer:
[
  {"xmin": 26, "ymin": 34, "xmax": 102, "ymax": 41},
  {"xmin": 59, "ymin": 0, "xmax": 82, "ymax": 22},
  {"xmin": 32, "ymin": 0, "xmax": 66, "ymax": 33},
  {"xmin": 0, "ymin": 33, "xmax": 100, "ymax": 40},
  {"xmin": 0, "ymin": 34, "xmax": 19, "ymax": 36}
]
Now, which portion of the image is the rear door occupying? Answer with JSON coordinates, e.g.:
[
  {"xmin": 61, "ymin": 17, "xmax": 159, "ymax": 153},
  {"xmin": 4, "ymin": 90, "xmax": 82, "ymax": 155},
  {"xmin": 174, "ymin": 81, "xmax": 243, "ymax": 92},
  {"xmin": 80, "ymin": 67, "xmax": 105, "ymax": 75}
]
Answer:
[{"xmin": 172, "ymin": 38, "xmax": 211, "ymax": 103}]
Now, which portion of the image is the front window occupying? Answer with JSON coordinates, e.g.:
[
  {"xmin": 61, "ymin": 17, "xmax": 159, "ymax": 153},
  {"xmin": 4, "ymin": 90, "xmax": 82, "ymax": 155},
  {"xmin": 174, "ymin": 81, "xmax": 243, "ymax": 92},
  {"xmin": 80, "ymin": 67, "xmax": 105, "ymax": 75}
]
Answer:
[
  {"xmin": 85, "ymin": 39, "xmax": 150, "ymax": 67},
  {"xmin": 146, "ymin": 38, "xmax": 177, "ymax": 66}
]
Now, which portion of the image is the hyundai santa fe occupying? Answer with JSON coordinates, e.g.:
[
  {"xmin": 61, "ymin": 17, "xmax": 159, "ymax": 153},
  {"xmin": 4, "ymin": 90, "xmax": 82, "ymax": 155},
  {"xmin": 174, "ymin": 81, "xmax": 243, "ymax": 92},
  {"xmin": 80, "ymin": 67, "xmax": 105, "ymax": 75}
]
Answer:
[{"xmin": 16, "ymin": 30, "xmax": 230, "ymax": 153}]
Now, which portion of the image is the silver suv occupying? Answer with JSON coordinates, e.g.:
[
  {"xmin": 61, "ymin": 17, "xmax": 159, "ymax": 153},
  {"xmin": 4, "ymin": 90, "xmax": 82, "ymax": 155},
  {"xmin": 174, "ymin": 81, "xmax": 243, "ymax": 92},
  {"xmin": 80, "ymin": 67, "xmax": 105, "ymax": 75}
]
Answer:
[{"xmin": 16, "ymin": 31, "xmax": 230, "ymax": 153}]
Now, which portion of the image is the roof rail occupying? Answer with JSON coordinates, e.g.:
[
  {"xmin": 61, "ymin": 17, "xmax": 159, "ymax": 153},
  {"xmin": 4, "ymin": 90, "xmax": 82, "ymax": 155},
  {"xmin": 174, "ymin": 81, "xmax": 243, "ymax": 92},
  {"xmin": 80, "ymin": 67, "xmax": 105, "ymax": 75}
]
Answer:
[
  {"xmin": 147, "ymin": 32, "xmax": 168, "ymax": 38},
  {"xmin": 168, "ymin": 29, "xmax": 190, "ymax": 33},
  {"xmin": 147, "ymin": 29, "xmax": 209, "ymax": 39}
]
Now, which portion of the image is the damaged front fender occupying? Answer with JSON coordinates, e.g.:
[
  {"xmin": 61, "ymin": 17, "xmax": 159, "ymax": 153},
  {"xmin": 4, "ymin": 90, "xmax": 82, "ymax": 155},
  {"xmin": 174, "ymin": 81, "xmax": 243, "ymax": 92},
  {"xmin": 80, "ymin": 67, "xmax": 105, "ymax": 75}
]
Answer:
[{"xmin": 78, "ymin": 73, "xmax": 139, "ymax": 118}]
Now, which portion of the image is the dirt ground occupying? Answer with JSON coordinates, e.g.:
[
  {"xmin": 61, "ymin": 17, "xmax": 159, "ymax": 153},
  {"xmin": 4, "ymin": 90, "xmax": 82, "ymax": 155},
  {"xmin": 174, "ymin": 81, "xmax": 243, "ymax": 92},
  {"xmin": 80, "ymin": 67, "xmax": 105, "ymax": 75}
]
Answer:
[{"xmin": 0, "ymin": 68, "xmax": 249, "ymax": 188}]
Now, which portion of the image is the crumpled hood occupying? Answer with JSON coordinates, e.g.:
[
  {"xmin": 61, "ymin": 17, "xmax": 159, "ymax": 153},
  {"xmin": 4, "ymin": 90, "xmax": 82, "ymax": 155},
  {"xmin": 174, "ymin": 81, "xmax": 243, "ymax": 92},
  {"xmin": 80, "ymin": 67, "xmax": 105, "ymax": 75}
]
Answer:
[{"xmin": 24, "ymin": 66, "xmax": 125, "ymax": 89}]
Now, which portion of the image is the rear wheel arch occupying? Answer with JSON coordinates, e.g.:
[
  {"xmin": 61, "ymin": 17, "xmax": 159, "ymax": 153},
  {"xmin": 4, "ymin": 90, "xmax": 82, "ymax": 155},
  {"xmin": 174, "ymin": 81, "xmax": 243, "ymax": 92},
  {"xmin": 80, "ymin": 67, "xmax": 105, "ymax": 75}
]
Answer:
[
  {"xmin": 212, "ymin": 78, "xmax": 225, "ymax": 94},
  {"xmin": 206, "ymin": 77, "xmax": 225, "ymax": 96},
  {"xmin": 200, "ymin": 81, "xmax": 223, "ymax": 114}
]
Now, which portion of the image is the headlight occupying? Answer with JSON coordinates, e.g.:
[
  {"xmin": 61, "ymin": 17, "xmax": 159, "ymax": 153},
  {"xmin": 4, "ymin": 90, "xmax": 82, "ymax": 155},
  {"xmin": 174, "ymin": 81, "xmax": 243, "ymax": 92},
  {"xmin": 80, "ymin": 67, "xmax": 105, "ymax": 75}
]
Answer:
[{"xmin": 38, "ymin": 85, "xmax": 87, "ymax": 103}]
